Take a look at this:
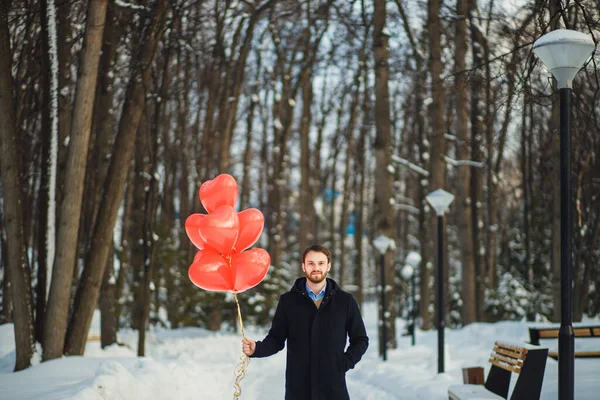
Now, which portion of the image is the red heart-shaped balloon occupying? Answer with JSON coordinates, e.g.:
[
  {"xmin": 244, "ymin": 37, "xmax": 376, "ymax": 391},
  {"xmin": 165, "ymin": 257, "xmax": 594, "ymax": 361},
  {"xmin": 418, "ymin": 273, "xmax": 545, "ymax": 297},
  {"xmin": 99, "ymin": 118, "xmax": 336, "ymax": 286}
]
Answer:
[
  {"xmin": 199, "ymin": 174, "xmax": 238, "ymax": 214},
  {"xmin": 188, "ymin": 248, "xmax": 233, "ymax": 291},
  {"xmin": 234, "ymin": 208, "xmax": 265, "ymax": 252},
  {"xmin": 198, "ymin": 205, "xmax": 239, "ymax": 254},
  {"xmin": 185, "ymin": 213, "xmax": 206, "ymax": 249},
  {"xmin": 230, "ymin": 248, "xmax": 271, "ymax": 292}
]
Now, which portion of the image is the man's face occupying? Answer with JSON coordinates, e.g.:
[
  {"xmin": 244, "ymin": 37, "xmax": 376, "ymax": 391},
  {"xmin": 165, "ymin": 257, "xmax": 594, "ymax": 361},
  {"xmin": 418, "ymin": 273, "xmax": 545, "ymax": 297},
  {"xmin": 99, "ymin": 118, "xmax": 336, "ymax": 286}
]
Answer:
[{"xmin": 302, "ymin": 251, "xmax": 330, "ymax": 284}]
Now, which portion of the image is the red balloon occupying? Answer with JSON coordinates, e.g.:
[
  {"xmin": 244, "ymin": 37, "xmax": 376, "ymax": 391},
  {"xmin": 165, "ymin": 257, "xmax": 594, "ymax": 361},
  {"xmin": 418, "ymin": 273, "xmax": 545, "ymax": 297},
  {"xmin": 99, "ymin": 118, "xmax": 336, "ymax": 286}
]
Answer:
[
  {"xmin": 185, "ymin": 214, "xmax": 206, "ymax": 249},
  {"xmin": 188, "ymin": 248, "xmax": 233, "ymax": 292},
  {"xmin": 198, "ymin": 205, "xmax": 239, "ymax": 254},
  {"xmin": 230, "ymin": 248, "xmax": 271, "ymax": 292},
  {"xmin": 199, "ymin": 174, "xmax": 238, "ymax": 214},
  {"xmin": 234, "ymin": 208, "xmax": 265, "ymax": 252}
]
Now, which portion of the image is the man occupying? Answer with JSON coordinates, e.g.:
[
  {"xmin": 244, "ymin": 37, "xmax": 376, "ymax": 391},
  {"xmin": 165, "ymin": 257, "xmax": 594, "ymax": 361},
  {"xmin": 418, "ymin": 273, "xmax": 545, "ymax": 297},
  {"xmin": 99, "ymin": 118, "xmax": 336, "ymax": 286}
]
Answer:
[{"xmin": 242, "ymin": 244, "xmax": 369, "ymax": 400}]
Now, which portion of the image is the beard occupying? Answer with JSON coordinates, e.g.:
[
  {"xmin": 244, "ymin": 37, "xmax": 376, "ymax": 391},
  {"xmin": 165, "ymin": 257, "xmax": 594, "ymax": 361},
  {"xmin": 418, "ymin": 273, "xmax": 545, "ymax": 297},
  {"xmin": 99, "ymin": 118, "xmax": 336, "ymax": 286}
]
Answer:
[{"xmin": 305, "ymin": 270, "xmax": 327, "ymax": 284}]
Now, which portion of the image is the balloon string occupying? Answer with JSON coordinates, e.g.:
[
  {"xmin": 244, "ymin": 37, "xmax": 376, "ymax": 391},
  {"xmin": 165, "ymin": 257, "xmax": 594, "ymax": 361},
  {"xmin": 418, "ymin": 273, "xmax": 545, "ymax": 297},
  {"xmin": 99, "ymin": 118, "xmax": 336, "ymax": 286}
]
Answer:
[{"xmin": 233, "ymin": 292, "xmax": 249, "ymax": 399}]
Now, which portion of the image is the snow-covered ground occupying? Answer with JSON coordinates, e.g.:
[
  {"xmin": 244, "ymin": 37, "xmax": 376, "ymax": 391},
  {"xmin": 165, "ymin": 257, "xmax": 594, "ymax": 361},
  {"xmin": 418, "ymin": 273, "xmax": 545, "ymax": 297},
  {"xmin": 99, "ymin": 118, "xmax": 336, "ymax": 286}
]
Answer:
[{"xmin": 0, "ymin": 303, "xmax": 599, "ymax": 399}]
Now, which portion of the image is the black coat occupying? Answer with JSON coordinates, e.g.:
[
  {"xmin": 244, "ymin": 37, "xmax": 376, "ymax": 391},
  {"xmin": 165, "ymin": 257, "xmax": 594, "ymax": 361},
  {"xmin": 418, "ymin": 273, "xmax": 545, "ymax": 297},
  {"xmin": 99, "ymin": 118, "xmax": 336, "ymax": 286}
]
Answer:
[{"xmin": 251, "ymin": 278, "xmax": 369, "ymax": 400}]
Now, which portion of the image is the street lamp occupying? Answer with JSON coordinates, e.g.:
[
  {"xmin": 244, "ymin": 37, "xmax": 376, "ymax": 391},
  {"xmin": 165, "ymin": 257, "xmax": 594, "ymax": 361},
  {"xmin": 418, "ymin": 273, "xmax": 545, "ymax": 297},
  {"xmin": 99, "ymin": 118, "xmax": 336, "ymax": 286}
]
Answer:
[
  {"xmin": 426, "ymin": 188, "xmax": 454, "ymax": 374},
  {"xmin": 533, "ymin": 29, "xmax": 595, "ymax": 400},
  {"xmin": 373, "ymin": 235, "xmax": 396, "ymax": 361},
  {"xmin": 401, "ymin": 263, "xmax": 416, "ymax": 346},
  {"xmin": 403, "ymin": 251, "xmax": 421, "ymax": 346}
]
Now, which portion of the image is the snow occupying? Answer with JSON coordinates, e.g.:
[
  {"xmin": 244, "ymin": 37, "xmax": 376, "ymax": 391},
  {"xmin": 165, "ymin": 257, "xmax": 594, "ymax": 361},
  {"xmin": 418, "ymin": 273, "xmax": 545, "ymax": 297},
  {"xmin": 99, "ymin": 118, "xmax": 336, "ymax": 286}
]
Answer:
[
  {"xmin": 391, "ymin": 155, "xmax": 429, "ymax": 177},
  {"xmin": 1, "ymin": 305, "xmax": 599, "ymax": 399},
  {"xmin": 45, "ymin": 0, "xmax": 60, "ymax": 296}
]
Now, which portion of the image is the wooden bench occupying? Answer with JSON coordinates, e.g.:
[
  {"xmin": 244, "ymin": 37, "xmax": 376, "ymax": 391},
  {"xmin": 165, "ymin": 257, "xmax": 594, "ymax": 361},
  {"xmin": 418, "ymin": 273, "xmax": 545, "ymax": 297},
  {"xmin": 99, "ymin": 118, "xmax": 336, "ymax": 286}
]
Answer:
[
  {"xmin": 529, "ymin": 325, "xmax": 600, "ymax": 359},
  {"xmin": 448, "ymin": 341, "xmax": 548, "ymax": 400}
]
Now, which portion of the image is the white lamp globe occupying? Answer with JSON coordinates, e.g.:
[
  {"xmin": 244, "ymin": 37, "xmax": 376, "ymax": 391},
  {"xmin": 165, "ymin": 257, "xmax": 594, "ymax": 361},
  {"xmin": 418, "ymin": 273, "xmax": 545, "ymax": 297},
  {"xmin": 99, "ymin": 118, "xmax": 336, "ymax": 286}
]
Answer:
[
  {"xmin": 533, "ymin": 29, "xmax": 595, "ymax": 89},
  {"xmin": 401, "ymin": 264, "xmax": 414, "ymax": 280}
]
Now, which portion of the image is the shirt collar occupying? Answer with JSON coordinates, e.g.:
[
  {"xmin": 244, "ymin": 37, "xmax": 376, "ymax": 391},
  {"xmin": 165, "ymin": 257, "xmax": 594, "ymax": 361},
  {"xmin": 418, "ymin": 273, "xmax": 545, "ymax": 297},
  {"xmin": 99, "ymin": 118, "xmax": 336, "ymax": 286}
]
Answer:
[{"xmin": 306, "ymin": 280, "xmax": 327, "ymax": 301}]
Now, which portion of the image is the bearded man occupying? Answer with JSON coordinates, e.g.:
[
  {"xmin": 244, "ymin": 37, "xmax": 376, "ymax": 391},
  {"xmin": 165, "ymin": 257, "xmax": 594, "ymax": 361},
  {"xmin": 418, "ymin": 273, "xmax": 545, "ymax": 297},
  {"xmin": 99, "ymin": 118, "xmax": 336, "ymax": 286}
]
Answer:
[{"xmin": 242, "ymin": 244, "xmax": 369, "ymax": 400}]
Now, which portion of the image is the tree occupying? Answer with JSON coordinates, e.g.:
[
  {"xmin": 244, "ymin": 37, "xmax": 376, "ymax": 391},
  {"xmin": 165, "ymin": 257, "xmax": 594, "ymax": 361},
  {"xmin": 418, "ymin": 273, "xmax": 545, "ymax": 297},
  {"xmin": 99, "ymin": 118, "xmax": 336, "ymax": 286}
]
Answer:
[
  {"xmin": 64, "ymin": 0, "xmax": 170, "ymax": 355},
  {"xmin": 454, "ymin": 0, "xmax": 476, "ymax": 325},
  {"xmin": 0, "ymin": 0, "xmax": 35, "ymax": 370},
  {"xmin": 373, "ymin": 0, "xmax": 397, "ymax": 350},
  {"xmin": 43, "ymin": 0, "xmax": 108, "ymax": 361}
]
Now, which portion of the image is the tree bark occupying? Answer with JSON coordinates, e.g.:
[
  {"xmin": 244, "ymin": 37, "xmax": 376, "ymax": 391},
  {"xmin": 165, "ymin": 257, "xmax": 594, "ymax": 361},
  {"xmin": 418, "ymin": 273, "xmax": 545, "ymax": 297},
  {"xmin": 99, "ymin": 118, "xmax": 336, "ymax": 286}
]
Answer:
[
  {"xmin": 455, "ymin": 0, "xmax": 476, "ymax": 325},
  {"xmin": 99, "ymin": 250, "xmax": 117, "ymax": 348},
  {"xmin": 0, "ymin": 0, "xmax": 35, "ymax": 369},
  {"xmin": 299, "ymin": 77, "xmax": 315, "ymax": 263},
  {"xmin": 43, "ymin": 0, "xmax": 108, "ymax": 361},
  {"xmin": 373, "ymin": 0, "xmax": 397, "ymax": 350},
  {"xmin": 64, "ymin": 0, "xmax": 169, "ymax": 356}
]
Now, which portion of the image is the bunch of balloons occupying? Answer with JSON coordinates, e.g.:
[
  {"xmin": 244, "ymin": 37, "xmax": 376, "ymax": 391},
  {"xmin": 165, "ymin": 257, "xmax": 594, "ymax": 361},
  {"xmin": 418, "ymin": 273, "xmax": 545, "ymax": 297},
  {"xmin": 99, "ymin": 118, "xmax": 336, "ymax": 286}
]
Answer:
[{"xmin": 185, "ymin": 174, "xmax": 270, "ymax": 293}]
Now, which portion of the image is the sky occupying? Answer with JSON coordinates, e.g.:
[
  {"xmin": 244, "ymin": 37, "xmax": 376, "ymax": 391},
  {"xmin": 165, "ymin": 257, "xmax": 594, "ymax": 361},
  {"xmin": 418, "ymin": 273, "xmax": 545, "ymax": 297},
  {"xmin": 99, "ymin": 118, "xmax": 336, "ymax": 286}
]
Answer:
[{"xmin": 0, "ymin": 303, "xmax": 599, "ymax": 399}]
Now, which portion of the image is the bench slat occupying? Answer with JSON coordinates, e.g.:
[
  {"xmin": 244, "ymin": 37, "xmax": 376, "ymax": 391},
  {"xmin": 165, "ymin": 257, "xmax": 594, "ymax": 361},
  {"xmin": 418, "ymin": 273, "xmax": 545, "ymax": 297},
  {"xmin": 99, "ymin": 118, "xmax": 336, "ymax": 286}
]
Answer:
[
  {"xmin": 538, "ymin": 329, "xmax": 560, "ymax": 338},
  {"xmin": 548, "ymin": 351, "xmax": 600, "ymax": 360},
  {"xmin": 488, "ymin": 357, "xmax": 522, "ymax": 374},
  {"xmin": 491, "ymin": 353, "xmax": 524, "ymax": 367},
  {"xmin": 494, "ymin": 341, "xmax": 528, "ymax": 354},
  {"xmin": 493, "ymin": 346, "xmax": 527, "ymax": 361}
]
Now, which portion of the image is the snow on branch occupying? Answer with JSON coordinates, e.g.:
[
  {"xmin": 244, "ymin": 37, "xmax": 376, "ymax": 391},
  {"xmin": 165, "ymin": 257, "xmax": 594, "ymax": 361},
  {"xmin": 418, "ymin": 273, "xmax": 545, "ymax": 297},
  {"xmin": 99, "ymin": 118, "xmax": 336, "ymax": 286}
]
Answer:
[
  {"xmin": 444, "ymin": 155, "xmax": 485, "ymax": 168},
  {"xmin": 394, "ymin": 204, "xmax": 420, "ymax": 215},
  {"xmin": 115, "ymin": 0, "xmax": 148, "ymax": 11},
  {"xmin": 391, "ymin": 155, "xmax": 429, "ymax": 176}
]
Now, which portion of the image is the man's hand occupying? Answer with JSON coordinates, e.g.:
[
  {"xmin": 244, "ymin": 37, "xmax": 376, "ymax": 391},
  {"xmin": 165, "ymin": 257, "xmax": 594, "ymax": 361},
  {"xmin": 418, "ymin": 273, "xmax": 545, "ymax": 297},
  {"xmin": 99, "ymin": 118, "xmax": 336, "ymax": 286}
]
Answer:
[{"xmin": 242, "ymin": 337, "xmax": 256, "ymax": 356}]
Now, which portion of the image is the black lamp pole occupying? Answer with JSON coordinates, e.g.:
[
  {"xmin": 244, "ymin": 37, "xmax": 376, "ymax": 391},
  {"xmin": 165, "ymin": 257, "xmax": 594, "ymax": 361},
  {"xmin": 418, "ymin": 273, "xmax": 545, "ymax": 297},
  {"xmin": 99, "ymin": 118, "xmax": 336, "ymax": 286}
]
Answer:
[
  {"xmin": 559, "ymin": 87, "xmax": 574, "ymax": 400},
  {"xmin": 437, "ymin": 214, "xmax": 445, "ymax": 373},
  {"xmin": 380, "ymin": 253, "xmax": 387, "ymax": 361}
]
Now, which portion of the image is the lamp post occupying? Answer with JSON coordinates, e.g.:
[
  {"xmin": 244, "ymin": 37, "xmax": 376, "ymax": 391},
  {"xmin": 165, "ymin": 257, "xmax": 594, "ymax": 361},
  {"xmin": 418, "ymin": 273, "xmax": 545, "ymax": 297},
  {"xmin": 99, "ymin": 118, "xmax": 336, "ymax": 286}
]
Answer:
[
  {"xmin": 373, "ymin": 235, "xmax": 396, "ymax": 361},
  {"xmin": 533, "ymin": 29, "xmax": 595, "ymax": 400},
  {"xmin": 426, "ymin": 189, "xmax": 454, "ymax": 374},
  {"xmin": 401, "ymin": 263, "xmax": 415, "ymax": 346},
  {"xmin": 404, "ymin": 251, "xmax": 421, "ymax": 346}
]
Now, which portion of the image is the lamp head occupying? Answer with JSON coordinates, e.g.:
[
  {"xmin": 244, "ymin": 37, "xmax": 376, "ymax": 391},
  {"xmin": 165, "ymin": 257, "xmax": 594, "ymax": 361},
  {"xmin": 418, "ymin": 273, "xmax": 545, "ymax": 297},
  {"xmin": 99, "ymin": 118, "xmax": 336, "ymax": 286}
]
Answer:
[
  {"xmin": 406, "ymin": 251, "xmax": 422, "ymax": 268},
  {"xmin": 425, "ymin": 189, "xmax": 455, "ymax": 216},
  {"xmin": 373, "ymin": 235, "xmax": 396, "ymax": 255},
  {"xmin": 533, "ymin": 29, "xmax": 595, "ymax": 89}
]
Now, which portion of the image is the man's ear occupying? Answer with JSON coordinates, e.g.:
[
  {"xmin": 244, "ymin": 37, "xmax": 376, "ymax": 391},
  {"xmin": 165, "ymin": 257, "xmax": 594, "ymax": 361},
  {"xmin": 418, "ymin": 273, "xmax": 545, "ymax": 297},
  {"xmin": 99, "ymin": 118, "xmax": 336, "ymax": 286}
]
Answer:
[{"xmin": 301, "ymin": 263, "xmax": 306, "ymax": 273}]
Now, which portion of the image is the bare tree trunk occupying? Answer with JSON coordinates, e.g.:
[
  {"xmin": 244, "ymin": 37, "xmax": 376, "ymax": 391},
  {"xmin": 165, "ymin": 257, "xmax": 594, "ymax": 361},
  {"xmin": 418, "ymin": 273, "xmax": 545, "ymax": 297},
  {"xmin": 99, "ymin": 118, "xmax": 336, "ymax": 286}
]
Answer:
[
  {"xmin": 56, "ymin": 0, "xmax": 74, "ymax": 211},
  {"xmin": 454, "ymin": 0, "xmax": 476, "ymax": 325},
  {"xmin": 373, "ymin": 0, "xmax": 397, "ymax": 350},
  {"xmin": 83, "ymin": 1, "xmax": 123, "ymax": 245},
  {"xmin": 99, "ymin": 250, "xmax": 117, "ymax": 348},
  {"xmin": 138, "ymin": 42, "xmax": 170, "ymax": 354},
  {"xmin": 43, "ymin": 0, "xmax": 108, "ymax": 361},
  {"xmin": 299, "ymin": 77, "xmax": 315, "ymax": 263},
  {"xmin": 0, "ymin": 0, "xmax": 35, "ymax": 369},
  {"xmin": 1, "ymin": 231, "xmax": 12, "ymax": 323},
  {"xmin": 521, "ymin": 91, "xmax": 532, "ymax": 288},
  {"xmin": 428, "ymin": 0, "xmax": 448, "ymax": 327},
  {"xmin": 64, "ymin": 0, "xmax": 169, "ymax": 356},
  {"xmin": 428, "ymin": 0, "xmax": 447, "ymax": 192},
  {"xmin": 37, "ymin": 0, "xmax": 54, "ymax": 343},
  {"xmin": 239, "ymin": 80, "xmax": 258, "ymax": 210},
  {"xmin": 468, "ymin": 0, "xmax": 485, "ymax": 320},
  {"xmin": 394, "ymin": 0, "xmax": 431, "ymax": 328},
  {"xmin": 353, "ymin": 101, "xmax": 368, "ymax": 308}
]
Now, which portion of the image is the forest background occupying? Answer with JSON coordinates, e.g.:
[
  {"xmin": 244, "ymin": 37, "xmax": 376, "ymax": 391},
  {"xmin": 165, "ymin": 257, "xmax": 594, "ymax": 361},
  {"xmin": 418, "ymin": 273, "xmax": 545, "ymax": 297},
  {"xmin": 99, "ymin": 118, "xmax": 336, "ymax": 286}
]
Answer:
[{"xmin": 1, "ymin": 0, "xmax": 599, "ymax": 373}]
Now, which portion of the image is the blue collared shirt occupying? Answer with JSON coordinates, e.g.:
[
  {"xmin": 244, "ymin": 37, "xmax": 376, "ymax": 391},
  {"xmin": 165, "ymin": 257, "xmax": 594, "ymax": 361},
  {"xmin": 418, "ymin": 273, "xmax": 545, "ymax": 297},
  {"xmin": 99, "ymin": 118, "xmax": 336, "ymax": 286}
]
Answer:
[{"xmin": 306, "ymin": 281, "xmax": 327, "ymax": 301}]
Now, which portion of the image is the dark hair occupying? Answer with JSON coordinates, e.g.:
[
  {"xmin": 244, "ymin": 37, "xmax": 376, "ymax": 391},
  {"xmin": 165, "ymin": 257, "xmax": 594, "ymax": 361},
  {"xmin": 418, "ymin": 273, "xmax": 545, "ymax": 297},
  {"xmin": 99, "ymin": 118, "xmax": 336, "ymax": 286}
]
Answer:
[{"xmin": 302, "ymin": 245, "xmax": 331, "ymax": 263}]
